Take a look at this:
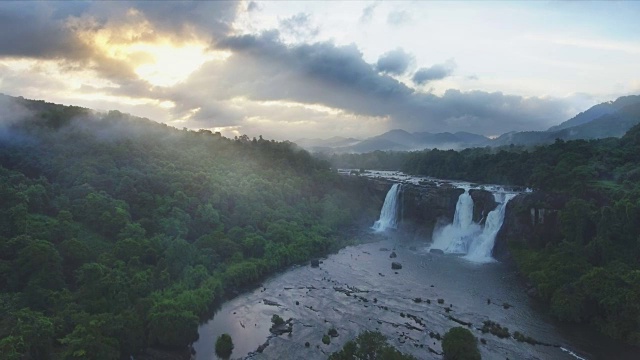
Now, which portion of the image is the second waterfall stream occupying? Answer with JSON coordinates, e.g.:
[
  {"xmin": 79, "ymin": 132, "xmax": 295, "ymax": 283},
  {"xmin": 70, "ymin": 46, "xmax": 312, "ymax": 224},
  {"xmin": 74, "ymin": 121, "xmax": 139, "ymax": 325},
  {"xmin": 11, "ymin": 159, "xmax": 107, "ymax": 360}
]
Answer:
[{"xmin": 431, "ymin": 188, "xmax": 515, "ymax": 263}]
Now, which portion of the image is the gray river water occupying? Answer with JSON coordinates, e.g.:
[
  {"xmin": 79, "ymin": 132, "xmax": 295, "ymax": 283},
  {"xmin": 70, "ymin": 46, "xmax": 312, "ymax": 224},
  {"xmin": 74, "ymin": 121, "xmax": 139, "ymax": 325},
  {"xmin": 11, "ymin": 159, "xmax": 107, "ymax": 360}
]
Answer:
[{"xmin": 193, "ymin": 235, "xmax": 638, "ymax": 360}]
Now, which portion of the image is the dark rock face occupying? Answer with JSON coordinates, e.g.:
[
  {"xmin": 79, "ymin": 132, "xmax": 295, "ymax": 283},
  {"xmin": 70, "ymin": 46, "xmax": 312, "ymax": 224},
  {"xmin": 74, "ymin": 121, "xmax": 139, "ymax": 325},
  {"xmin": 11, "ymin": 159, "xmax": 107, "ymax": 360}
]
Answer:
[
  {"xmin": 391, "ymin": 262, "xmax": 403, "ymax": 270},
  {"xmin": 399, "ymin": 184, "xmax": 463, "ymax": 241},
  {"xmin": 469, "ymin": 189, "xmax": 498, "ymax": 224},
  {"xmin": 399, "ymin": 184, "xmax": 496, "ymax": 242},
  {"xmin": 389, "ymin": 251, "xmax": 397, "ymax": 258},
  {"xmin": 494, "ymin": 192, "xmax": 569, "ymax": 261},
  {"xmin": 429, "ymin": 249, "xmax": 445, "ymax": 255}
]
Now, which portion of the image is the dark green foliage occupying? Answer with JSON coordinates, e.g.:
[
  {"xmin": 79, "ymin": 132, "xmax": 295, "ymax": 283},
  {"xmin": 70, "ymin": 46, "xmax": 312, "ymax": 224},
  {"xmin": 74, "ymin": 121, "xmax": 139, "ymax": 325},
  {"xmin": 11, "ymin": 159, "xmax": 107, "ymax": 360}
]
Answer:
[
  {"xmin": 442, "ymin": 327, "xmax": 481, "ymax": 360},
  {"xmin": 513, "ymin": 331, "xmax": 542, "ymax": 345},
  {"xmin": 322, "ymin": 334, "xmax": 331, "ymax": 345},
  {"xmin": 271, "ymin": 314, "xmax": 284, "ymax": 326},
  {"xmin": 328, "ymin": 331, "xmax": 417, "ymax": 360},
  {"xmin": 480, "ymin": 321, "xmax": 510, "ymax": 339},
  {"xmin": 0, "ymin": 97, "xmax": 376, "ymax": 358},
  {"xmin": 215, "ymin": 333, "xmax": 234, "ymax": 358},
  {"xmin": 331, "ymin": 122, "xmax": 640, "ymax": 346}
]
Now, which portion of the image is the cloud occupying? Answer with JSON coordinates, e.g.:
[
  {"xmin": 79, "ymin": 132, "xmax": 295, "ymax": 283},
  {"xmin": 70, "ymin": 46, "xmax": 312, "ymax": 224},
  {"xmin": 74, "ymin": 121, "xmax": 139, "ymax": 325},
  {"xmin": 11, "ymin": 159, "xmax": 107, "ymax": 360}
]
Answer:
[
  {"xmin": 376, "ymin": 48, "xmax": 413, "ymax": 75},
  {"xmin": 163, "ymin": 32, "xmax": 571, "ymax": 136},
  {"xmin": 413, "ymin": 60, "xmax": 457, "ymax": 85},
  {"xmin": 0, "ymin": 2, "xmax": 92, "ymax": 59},
  {"xmin": 247, "ymin": 1, "xmax": 261, "ymax": 12},
  {"xmin": 0, "ymin": 94, "xmax": 34, "ymax": 127},
  {"xmin": 387, "ymin": 10, "xmax": 411, "ymax": 26},
  {"xmin": 279, "ymin": 13, "xmax": 319, "ymax": 42},
  {"xmin": 0, "ymin": 2, "xmax": 576, "ymax": 139},
  {"xmin": 0, "ymin": 1, "xmax": 241, "ymax": 89},
  {"xmin": 360, "ymin": 3, "xmax": 378, "ymax": 23}
]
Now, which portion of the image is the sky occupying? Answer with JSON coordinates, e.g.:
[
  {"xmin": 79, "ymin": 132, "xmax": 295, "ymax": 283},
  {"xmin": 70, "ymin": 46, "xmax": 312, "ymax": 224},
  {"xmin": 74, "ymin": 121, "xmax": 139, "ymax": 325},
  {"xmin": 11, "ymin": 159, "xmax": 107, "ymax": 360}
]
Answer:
[{"xmin": 0, "ymin": 1, "xmax": 639, "ymax": 140}]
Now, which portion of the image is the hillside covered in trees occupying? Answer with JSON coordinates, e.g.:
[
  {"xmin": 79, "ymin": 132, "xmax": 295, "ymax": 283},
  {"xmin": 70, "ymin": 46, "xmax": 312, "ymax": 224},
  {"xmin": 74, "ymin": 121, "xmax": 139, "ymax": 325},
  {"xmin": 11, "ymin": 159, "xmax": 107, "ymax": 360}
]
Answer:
[
  {"xmin": 0, "ymin": 95, "xmax": 378, "ymax": 359},
  {"xmin": 331, "ymin": 124, "xmax": 640, "ymax": 346}
]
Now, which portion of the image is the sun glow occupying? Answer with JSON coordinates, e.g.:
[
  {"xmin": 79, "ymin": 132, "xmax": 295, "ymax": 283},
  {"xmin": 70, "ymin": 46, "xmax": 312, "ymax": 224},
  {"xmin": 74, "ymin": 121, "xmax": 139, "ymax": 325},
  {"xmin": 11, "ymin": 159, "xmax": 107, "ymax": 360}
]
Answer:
[
  {"xmin": 131, "ymin": 43, "xmax": 228, "ymax": 87},
  {"xmin": 74, "ymin": 14, "xmax": 231, "ymax": 87}
]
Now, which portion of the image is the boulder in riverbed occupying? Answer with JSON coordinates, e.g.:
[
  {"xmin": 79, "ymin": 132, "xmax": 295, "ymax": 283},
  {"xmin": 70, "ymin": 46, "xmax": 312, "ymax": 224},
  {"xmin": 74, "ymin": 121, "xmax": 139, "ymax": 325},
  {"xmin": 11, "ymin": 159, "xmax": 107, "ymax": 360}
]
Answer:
[{"xmin": 391, "ymin": 262, "xmax": 402, "ymax": 270}]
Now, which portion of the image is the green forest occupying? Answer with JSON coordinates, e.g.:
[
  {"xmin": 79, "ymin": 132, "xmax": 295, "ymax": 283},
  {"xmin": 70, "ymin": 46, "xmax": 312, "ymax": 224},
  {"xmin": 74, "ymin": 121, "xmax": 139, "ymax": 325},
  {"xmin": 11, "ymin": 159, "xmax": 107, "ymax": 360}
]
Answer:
[
  {"xmin": 331, "ymin": 126, "xmax": 640, "ymax": 346},
  {"xmin": 2, "ymin": 94, "xmax": 640, "ymax": 358},
  {"xmin": 0, "ymin": 96, "xmax": 378, "ymax": 359}
]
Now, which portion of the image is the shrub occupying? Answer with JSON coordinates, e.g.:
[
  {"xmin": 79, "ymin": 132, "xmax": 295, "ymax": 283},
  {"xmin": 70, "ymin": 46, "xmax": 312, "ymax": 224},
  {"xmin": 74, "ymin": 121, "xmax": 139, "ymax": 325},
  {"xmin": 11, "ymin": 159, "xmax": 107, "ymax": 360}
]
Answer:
[
  {"xmin": 442, "ymin": 327, "xmax": 481, "ymax": 360},
  {"xmin": 271, "ymin": 314, "xmax": 284, "ymax": 326},
  {"xmin": 215, "ymin": 333, "xmax": 234, "ymax": 358}
]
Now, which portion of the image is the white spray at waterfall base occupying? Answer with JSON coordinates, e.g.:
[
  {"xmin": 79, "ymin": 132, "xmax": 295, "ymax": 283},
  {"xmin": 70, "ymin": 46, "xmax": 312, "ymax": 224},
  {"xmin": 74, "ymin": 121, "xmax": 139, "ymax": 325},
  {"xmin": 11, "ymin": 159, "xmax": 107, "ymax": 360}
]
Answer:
[
  {"xmin": 372, "ymin": 183, "xmax": 401, "ymax": 232},
  {"xmin": 430, "ymin": 188, "xmax": 481, "ymax": 254},
  {"xmin": 430, "ymin": 189, "xmax": 515, "ymax": 263}
]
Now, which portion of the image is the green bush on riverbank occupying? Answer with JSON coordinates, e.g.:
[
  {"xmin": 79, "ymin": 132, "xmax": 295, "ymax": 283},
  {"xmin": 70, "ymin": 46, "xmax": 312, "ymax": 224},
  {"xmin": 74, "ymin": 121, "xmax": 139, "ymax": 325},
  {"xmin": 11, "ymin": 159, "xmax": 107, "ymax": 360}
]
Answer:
[
  {"xmin": 329, "ymin": 331, "xmax": 416, "ymax": 360},
  {"xmin": 442, "ymin": 327, "xmax": 481, "ymax": 360}
]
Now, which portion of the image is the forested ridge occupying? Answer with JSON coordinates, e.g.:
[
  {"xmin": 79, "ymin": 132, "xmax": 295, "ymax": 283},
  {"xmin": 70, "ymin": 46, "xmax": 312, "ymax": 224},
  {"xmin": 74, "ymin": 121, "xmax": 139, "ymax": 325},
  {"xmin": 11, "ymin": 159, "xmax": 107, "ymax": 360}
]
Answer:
[
  {"xmin": 0, "ymin": 96, "xmax": 378, "ymax": 359},
  {"xmin": 331, "ymin": 125, "xmax": 640, "ymax": 346}
]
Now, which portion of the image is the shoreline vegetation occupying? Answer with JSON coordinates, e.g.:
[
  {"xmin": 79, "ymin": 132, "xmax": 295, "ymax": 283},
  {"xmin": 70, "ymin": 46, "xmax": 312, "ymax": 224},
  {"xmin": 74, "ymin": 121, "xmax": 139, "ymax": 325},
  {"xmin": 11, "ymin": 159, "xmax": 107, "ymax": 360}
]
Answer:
[
  {"xmin": 1, "ymin": 95, "xmax": 639, "ymax": 358},
  {"xmin": 0, "ymin": 96, "xmax": 380, "ymax": 359},
  {"xmin": 329, "ymin": 123, "xmax": 640, "ymax": 347}
]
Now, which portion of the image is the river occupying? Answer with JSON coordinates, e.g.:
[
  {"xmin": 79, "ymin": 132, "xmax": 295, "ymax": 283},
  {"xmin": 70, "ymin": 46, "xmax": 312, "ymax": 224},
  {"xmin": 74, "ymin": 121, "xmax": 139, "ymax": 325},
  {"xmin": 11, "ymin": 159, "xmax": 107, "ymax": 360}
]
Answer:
[{"xmin": 192, "ymin": 234, "xmax": 637, "ymax": 360}]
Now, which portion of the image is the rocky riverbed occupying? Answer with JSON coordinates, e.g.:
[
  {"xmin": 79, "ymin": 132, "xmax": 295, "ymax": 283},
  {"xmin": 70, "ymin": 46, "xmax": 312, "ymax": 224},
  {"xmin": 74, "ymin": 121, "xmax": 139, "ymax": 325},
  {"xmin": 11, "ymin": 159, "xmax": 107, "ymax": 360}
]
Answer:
[{"xmin": 193, "ymin": 235, "xmax": 637, "ymax": 360}]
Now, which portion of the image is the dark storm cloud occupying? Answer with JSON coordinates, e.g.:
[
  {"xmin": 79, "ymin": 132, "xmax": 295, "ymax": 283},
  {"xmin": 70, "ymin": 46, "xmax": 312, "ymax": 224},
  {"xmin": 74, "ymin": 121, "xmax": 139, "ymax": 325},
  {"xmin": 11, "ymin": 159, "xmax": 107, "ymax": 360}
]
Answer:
[
  {"xmin": 0, "ymin": 2, "xmax": 91, "ymax": 59},
  {"xmin": 122, "ymin": 1, "xmax": 240, "ymax": 40},
  {"xmin": 413, "ymin": 60, "xmax": 456, "ymax": 85},
  {"xmin": 0, "ymin": 2, "xmax": 573, "ymax": 136},
  {"xmin": 0, "ymin": 1, "xmax": 243, "ymax": 104},
  {"xmin": 214, "ymin": 32, "xmax": 414, "ymax": 116},
  {"xmin": 170, "ymin": 31, "xmax": 569, "ymax": 134},
  {"xmin": 0, "ymin": 1, "xmax": 240, "ymax": 61},
  {"xmin": 376, "ymin": 48, "xmax": 413, "ymax": 75}
]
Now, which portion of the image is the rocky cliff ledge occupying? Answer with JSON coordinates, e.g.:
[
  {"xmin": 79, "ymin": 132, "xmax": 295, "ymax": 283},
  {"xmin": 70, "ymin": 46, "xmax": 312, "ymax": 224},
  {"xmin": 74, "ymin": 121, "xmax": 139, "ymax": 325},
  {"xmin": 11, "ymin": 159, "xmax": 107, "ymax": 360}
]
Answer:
[{"xmin": 494, "ymin": 192, "xmax": 569, "ymax": 261}]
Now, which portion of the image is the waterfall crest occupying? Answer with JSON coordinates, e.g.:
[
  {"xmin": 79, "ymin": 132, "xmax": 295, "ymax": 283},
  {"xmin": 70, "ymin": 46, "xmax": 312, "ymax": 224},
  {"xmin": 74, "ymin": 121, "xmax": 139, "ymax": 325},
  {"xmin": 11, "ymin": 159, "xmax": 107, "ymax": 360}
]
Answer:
[
  {"xmin": 431, "ymin": 189, "xmax": 515, "ymax": 263},
  {"xmin": 372, "ymin": 183, "xmax": 401, "ymax": 232}
]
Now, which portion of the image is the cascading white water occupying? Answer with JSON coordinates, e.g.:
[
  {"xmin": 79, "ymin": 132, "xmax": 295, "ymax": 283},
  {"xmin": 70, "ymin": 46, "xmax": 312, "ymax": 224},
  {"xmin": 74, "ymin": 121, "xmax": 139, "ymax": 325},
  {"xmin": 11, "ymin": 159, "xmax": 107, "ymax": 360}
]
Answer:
[
  {"xmin": 372, "ymin": 183, "xmax": 401, "ymax": 232},
  {"xmin": 464, "ymin": 192, "xmax": 516, "ymax": 263},
  {"xmin": 430, "ymin": 188, "xmax": 515, "ymax": 263},
  {"xmin": 430, "ymin": 188, "xmax": 481, "ymax": 253}
]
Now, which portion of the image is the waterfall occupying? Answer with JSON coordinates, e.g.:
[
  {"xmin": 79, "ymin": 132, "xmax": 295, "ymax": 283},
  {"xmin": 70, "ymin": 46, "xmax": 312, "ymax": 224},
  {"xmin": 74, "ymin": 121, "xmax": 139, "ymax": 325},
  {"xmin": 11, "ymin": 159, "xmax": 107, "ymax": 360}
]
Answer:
[
  {"xmin": 464, "ymin": 192, "xmax": 515, "ymax": 263},
  {"xmin": 372, "ymin": 183, "xmax": 401, "ymax": 232},
  {"xmin": 430, "ymin": 188, "xmax": 481, "ymax": 253},
  {"xmin": 430, "ymin": 189, "xmax": 515, "ymax": 263}
]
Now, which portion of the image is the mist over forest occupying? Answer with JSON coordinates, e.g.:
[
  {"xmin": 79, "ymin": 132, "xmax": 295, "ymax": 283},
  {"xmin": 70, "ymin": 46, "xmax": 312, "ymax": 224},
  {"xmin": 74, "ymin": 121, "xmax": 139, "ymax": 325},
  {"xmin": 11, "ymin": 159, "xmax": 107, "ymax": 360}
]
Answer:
[{"xmin": 2, "ymin": 1, "xmax": 640, "ymax": 359}]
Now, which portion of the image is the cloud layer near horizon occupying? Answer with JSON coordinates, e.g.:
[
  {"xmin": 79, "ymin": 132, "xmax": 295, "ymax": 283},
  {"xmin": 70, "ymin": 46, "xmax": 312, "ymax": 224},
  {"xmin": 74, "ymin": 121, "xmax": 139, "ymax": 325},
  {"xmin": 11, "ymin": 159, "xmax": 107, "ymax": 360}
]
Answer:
[{"xmin": 1, "ymin": 1, "xmax": 636, "ymax": 140}]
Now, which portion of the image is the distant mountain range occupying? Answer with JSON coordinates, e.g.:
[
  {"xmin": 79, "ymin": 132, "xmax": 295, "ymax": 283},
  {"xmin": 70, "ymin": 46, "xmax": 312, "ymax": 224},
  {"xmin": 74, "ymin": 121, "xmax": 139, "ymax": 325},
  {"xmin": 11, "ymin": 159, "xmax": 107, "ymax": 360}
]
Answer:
[
  {"xmin": 296, "ymin": 130, "xmax": 489, "ymax": 153},
  {"xmin": 296, "ymin": 94, "xmax": 640, "ymax": 153}
]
